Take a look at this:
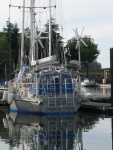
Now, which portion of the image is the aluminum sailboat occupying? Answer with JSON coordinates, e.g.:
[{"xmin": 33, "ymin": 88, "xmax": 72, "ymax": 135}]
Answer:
[{"xmin": 3, "ymin": 0, "xmax": 84, "ymax": 115}]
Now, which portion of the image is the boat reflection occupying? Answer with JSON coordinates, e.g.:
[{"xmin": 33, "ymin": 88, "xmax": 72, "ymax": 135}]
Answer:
[{"xmin": 3, "ymin": 113, "xmax": 83, "ymax": 150}]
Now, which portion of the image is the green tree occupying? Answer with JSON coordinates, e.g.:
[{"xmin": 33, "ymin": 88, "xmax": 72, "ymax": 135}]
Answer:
[
  {"xmin": 67, "ymin": 36, "xmax": 100, "ymax": 76},
  {"xmin": 44, "ymin": 18, "xmax": 63, "ymax": 63},
  {"xmin": 81, "ymin": 37, "xmax": 100, "ymax": 62},
  {"xmin": 88, "ymin": 60, "xmax": 102, "ymax": 69},
  {"xmin": 3, "ymin": 22, "xmax": 20, "ymax": 70},
  {"xmin": 0, "ymin": 32, "xmax": 10, "ymax": 80},
  {"xmin": 0, "ymin": 32, "xmax": 9, "ymax": 60},
  {"xmin": 67, "ymin": 37, "xmax": 100, "ymax": 63}
]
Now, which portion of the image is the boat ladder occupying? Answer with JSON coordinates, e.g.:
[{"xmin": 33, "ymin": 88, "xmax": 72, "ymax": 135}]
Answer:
[{"xmin": 47, "ymin": 96, "xmax": 74, "ymax": 108}]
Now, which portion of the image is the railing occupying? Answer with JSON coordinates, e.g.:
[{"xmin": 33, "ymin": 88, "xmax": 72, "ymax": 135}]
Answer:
[
  {"xmin": 8, "ymin": 77, "xmax": 75, "ymax": 106},
  {"xmin": 15, "ymin": 81, "xmax": 75, "ymax": 107},
  {"xmin": 39, "ymin": 82, "xmax": 74, "ymax": 96},
  {"xmin": 10, "ymin": 82, "xmax": 37, "ymax": 98}
]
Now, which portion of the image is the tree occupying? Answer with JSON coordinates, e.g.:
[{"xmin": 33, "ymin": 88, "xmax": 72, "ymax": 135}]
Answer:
[
  {"xmin": 67, "ymin": 37, "xmax": 100, "ymax": 62},
  {"xmin": 88, "ymin": 60, "xmax": 102, "ymax": 69},
  {"xmin": 0, "ymin": 32, "xmax": 9, "ymax": 60},
  {"xmin": 44, "ymin": 18, "xmax": 64, "ymax": 63},
  {"xmin": 80, "ymin": 37, "xmax": 100, "ymax": 63},
  {"xmin": 3, "ymin": 22, "xmax": 20, "ymax": 70},
  {"xmin": 0, "ymin": 22, "xmax": 20, "ymax": 80},
  {"xmin": 67, "ymin": 36, "xmax": 100, "ymax": 76}
]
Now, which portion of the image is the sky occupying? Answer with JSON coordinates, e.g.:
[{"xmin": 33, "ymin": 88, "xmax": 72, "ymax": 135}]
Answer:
[{"xmin": 0, "ymin": 0, "xmax": 113, "ymax": 68}]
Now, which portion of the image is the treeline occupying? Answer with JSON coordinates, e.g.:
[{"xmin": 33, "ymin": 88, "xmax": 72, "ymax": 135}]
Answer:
[
  {"xmin": 0, "ymin": 22, "xmax": 19, "ymax": 80},
  {"xmin": 0, "ymin": 20, "xmax": 102, "ymax": 81}
]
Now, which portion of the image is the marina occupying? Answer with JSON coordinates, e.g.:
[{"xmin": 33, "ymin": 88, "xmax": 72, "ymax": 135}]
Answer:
[
  {"xmin": 0, "ymin": 0, "xmax": 112, "ymax": 117},
  {"xmin": 0, "ymin": 83, "xmax": 112, "ymax": 150},
  {"xmin": 1, "ymin": 0, "xmax": 85, "ymax": 115},
  {"xmin": 0, "ymin": 0, "xmax": 112, "ymax": 149}
]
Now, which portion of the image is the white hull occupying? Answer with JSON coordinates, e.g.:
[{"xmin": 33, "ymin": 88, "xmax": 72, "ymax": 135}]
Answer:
[
  {"xmin": 81, "ymin": 82, "xmax": 99, "ymax": 87},
  {"xmin": 10, "ymin": 94, "xmax": 83, "ymax": 115},
  {"xmin": 81, "ymin": 78, "xmax": 99, "ymax": 87}
]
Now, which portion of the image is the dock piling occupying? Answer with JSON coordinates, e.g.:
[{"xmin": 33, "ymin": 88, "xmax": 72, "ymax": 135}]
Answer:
[{"xmin": 110, "ymin": 48, "xmax": 113, "ymax": 107}]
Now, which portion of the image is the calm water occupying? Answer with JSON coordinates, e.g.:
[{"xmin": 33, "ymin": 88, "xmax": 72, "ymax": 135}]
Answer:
[
  {"xmin": 81, "ymin": 86, "xmax": 111, "ymax": 95},
  {"xmin": 0, "ymin": 87, "xmax": 112, "ymax": 150}
]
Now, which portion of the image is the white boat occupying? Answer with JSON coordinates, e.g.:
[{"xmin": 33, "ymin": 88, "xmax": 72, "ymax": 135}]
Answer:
[
  {"xmin": 3, "ymin": 112, "xmax": 83, "ymax": 150},
  {"xmin": 2, "ymin": 0, "xmax": 84, "ymax": 115},
  {"xmin": 81, "ymin": 78, "xmax": 99, "ymax": 87}
]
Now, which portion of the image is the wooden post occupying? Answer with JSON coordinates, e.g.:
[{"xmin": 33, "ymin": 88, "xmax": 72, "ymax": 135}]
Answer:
[
  {"xmin": 112, "ymin": 119, "xmax": 113, "ymax": 150},
  {"xmin": 110, "ymin": 48, "xmax": 113, "ymax": 107}
]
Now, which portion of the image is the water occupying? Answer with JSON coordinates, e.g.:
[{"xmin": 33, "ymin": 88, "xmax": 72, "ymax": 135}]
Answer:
[
  {"xmin": 81, "ymin": 86, "xmax": 111, "ymax": 96},
  {"xmin": 80, "ymin": 113, "xmax": 112, "ymax": 150},
  {"xmin": 0, "ymin": 87, "xmax": 112, "ymax": 150}
]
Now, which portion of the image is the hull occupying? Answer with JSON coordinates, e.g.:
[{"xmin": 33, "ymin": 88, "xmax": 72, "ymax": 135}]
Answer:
[
  {"xmin": 10, "ymin": 94, "xmax": 83, "ymax": 115},
  {"xmin": 81, "ymin": 82, "xmax": 99, "ymax": 87},
  {"xmin": 81, "ymin": 78, "xmax": 99, "ymax": 87}
]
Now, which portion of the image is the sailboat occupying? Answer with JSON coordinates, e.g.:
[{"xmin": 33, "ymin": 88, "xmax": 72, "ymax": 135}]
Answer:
[{"xmin": 3, "ymin": 0, "xmax": 84, "ymax": 115}]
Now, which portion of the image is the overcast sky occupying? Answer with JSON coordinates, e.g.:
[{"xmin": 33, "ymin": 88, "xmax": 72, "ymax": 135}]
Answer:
[{"xmin": 0, "ymin": 0, "xmax": 113, "ymax": 68}]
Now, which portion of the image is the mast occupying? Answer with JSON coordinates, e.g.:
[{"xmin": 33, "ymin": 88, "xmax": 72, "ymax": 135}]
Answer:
[
  {"xmin": 30, "ymin": 0, "xmax": 35, "ymax": 63},
  {"xmin": 49, "ymin": 0, "xmax": 52, "ymax": 57},
  {"xmin": 20, "ymin": 0, "xmax": 25, "ymax": 69}
]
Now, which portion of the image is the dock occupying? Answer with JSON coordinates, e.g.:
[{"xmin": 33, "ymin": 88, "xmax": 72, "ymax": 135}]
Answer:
[
  {"xmin": 84, "ymin": 94, "xmax": 111, "ymax": 102},
  {"xmin": 79, "ymin": 94, "xmax": 113, "ymax": 115},
  {"xmin": 80, "ymin": 101, "xmax": 111, "ymax": 112},
  {"xmin": 79, "ymin": 101, "xmax": 113, "ymax": 115}
]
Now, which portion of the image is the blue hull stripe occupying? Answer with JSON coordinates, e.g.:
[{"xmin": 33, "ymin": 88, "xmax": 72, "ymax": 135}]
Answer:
[
  {"xmin": 10, "ymin": 109, "xmax": 43, "ymax": 115},
  {"xmin": 10, "ymin": 108, "xmax": 77, "ymax": 116},
  {"xmin": 43, "ymin": 111, "xmax": 77, "ymax": 115}
]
